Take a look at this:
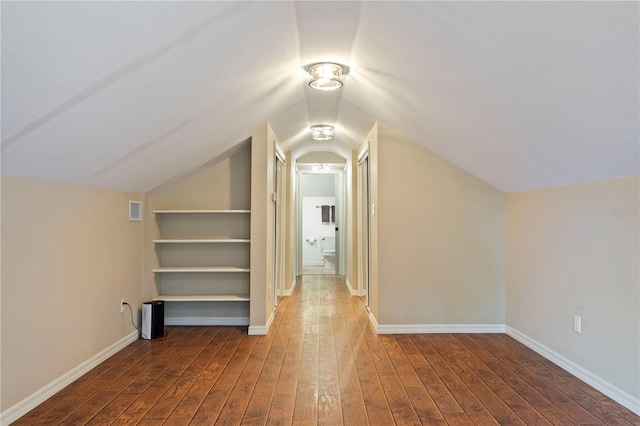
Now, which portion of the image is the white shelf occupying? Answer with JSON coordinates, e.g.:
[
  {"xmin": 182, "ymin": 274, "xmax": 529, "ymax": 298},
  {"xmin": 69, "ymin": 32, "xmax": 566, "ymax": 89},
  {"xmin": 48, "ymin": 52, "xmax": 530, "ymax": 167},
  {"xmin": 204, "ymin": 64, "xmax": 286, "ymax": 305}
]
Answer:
[
  {"xmin": 154, "ymin": 294, "xmax": 250, "ymax": 302},
  {"xmin": 153, "ymin": 239, "xmax": 250, "ymax": 244},
  {"xmin": 154, "ymin": 210, "xmax": 250, "ymax": 214},
  {"xmin": 152, "ymin": 203, "xmax": 251, "ymax": 323},
  {"xmin": 152, "ymin": 266, "xmax": 250, "ymax": 273}
]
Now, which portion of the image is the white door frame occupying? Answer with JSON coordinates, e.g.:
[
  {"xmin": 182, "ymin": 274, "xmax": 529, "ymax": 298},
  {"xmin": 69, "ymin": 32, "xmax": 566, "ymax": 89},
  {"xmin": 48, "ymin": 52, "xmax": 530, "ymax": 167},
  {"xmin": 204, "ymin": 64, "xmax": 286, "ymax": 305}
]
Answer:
[
  {"xmin": 273, "ymin": 144, "xmax": 286, "ymax": 306},
  {"xmin": 357, "ymin": 144, "xmax": 371, "ymax": 306},
  {"xmin": 295, "ymin": 164, "xmax": 347, "ymax": 277}
]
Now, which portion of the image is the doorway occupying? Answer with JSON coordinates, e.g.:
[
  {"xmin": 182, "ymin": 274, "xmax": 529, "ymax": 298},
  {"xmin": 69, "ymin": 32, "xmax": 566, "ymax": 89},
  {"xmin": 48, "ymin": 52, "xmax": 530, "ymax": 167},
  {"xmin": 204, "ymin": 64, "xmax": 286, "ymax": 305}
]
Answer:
[
  {"xmin": 357, "ymin": 147, "xmax": 371, "ymax": 306},
  {"xmin": 273, "ymin": 146, "xmax": 286, "ymax": 306},
  {"xmin": 297, "ymin": 165, "xmax": 345, "ymax": 276}
]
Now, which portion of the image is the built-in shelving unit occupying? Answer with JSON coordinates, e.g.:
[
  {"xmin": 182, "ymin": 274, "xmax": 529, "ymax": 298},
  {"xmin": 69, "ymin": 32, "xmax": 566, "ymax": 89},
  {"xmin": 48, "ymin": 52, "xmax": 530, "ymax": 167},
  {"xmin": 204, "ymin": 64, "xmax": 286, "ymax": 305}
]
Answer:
[
  {"xmin": 153, "ymin": 239, "xmax": 250, "ymax": 244},
  {"xmin": 153, "ymin": 210, "xmax": 251, "ymax": 214},
  {"xmin": 157, "ymin": 294, "xmax": 250, "ymax": 302},
  {"xmin": 152, "ymin": 209, "xmax": 251, "ymax": 325},
  {"xmin": 152, "ymin": 266, "xmax": 250, "ymax": 273}
]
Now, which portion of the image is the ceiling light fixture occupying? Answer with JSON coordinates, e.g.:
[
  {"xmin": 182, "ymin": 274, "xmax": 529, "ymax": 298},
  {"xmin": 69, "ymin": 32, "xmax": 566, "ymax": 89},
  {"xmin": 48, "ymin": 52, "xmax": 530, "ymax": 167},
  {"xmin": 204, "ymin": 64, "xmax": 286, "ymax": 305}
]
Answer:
[
  {"xmin": 310, "ymin": 125, "xmax": 334, "ymax": 140},
  {"xmin": 306, "ymin": 63, "xmax": 346, "ymax": 91}
]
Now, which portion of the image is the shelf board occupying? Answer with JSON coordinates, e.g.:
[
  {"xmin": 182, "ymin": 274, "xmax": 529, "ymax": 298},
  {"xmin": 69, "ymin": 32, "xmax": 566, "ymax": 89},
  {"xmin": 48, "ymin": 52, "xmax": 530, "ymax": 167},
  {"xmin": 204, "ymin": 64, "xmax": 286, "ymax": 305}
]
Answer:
[
  {"xmin": 154, "ymin": 294, "xmax": 250, "ymax": 302},
  {"xmin": 154, "ymin": 210, "xmax": 250, "ymax": 214},
  {"xmin": 152, "ymin": 266, "xmax": 250, "ymax": 273},
  {"xmin": 153, "ymin": 239, "xmax": 250, "ymax": 244}
]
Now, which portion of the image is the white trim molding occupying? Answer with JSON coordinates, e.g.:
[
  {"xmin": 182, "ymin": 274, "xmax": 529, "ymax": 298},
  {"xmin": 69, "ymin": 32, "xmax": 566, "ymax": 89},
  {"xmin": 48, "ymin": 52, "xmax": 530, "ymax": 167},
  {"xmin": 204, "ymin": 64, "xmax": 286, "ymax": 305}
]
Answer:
[
  {"xmin": 248, "ymin": 325, "xmax": 267, "ymax": 335},
  {"xmin": 164, "ymin": 316, "xmax": 249, "ymax": 326},
  {"xmin": 369, "ymin": 311, "xmax": 379, "ymax": 332},
  {"xmin": 376, "ymin": 323, "xmax": 506, "ymax": 334},
  {"xmin": 345, "ymin": 278, "xmax": 358, "ymax": 296},
  {"xmin": 248, "ymin": 311, "xmax": 275, "ymax": 335},
  {"xmin": 0, "ymin": 331, "xmax": 139, "ymax": 426},
  {"xmin": 506, "ymin": 326, "xmax": 640, "ymax": 415},
  {"xmin": 284, "ymin": 279, "xmax": 297, "ymax": 296},
  {"xmin": 345, "ymin": 279, "xmax": 364, "ymax": 297}
]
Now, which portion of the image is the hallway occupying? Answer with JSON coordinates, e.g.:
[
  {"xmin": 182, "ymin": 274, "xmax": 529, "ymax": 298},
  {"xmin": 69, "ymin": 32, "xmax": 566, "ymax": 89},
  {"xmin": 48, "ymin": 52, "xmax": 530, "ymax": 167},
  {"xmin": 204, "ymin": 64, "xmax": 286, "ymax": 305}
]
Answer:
[{"xmin": 14, "ymin": 275, "xmax": 638, "ymax": 425}]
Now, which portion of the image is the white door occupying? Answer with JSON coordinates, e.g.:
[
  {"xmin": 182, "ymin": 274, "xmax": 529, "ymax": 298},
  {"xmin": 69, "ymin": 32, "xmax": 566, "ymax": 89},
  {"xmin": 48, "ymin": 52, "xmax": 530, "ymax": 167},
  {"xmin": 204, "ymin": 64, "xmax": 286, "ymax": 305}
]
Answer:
[
  {"xmin": 273, "ymin": 150, "xmax": 286, "ymax": 306},
  {"xmin": 358, "ymin": 154, "xmax": 371, "ymax": 306}
]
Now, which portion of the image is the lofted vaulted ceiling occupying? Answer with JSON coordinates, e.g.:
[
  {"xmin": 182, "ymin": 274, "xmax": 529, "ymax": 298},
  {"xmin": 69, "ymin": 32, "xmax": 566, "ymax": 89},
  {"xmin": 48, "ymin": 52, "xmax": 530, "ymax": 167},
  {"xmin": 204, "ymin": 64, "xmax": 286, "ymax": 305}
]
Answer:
[{"xmin": 2, "ymin": 2, "xmax": 638, "ymax": 193}]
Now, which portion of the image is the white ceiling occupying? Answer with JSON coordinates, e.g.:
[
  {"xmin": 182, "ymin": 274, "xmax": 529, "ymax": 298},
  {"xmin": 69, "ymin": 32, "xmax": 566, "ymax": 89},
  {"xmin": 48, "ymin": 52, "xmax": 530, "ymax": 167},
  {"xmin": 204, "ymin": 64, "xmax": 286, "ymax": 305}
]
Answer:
[{"xmin": 2, "ymin": 2, "xmax": 638, "ymax": 193}]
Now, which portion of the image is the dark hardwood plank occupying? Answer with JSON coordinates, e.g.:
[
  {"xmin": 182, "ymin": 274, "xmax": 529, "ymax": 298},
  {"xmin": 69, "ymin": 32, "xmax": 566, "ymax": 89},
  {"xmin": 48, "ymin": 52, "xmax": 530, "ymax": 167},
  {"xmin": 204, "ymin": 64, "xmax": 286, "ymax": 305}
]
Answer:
[
  {"xmin": 380, "ymin": 335, "xmax": 447, "ymax": 425},
  {"xmin": 394, "ymin": 334, "xmax": 464, "ymax": 415},
  {"xmin": 331, "ymin": 286, "xmax": 368, "ymax": 425},
  {"xmin": 429, "ymin": 334, "xmax": 528, "ymax": 425},
  {"xmin": 411, "ymin": 334, "xmax": 501, "ymax": 425},
  {"xmin": 242, "ymin": 298, "xmax": 293, "ymax": 425},
  {"xmin": 118, "ymin": 327, "xmax": 230, "ymax": 422},
  {"xmin": 84, "ymin": 392, "xmax": 140, "ymax": 425},
  {"xmin": 12, "ymin": 339, "xmax": 150, "ymax": 424},
  {"xmin": 343, "ymin": 295, "xmax": 395, "ymax": 425},
  {"xmin": 292, "ymin": 281, "xmax": 320, "ymax": 422},
  {"xmin": 364, "ymin": 328, "xmax": 422, "ymax": 425},
  {"xmin": 476, "ymin": 334, "xmax": 606, "ymax": 425},
  {"xmin": 316, "ymin": 288, "xmax": 344, "ymax": 425},
  {"xmin": 29, "ymin": 328, "xmax": 196, "ymax": 425},
  {"xmin": 487, "ymin": 334, "xmax": 635, "ymax": 426},
  {"xmin": 12, "ymin": 275, "xmax": 639, "ymax": 426},
  {"xmin": 214, "ymin": 332, "xmax": 278, "ymax": 424},
  {"xmin": 167, "ymin": 330, "xmax": 259, "ymax": 424},
  {"xmin": 162, "ymin": 327, "xmax": 246, "ymax": 424},
  {"xmin": 456, "ymin": 333, "xmax": 581, "ymax": 425},
  {"xmin": 267, "ymin": 289, "xmax": 305, "ymax": 425},
  {"xmin": 51, "ymin": 390, "xmax": 119, "ymax": 425}
]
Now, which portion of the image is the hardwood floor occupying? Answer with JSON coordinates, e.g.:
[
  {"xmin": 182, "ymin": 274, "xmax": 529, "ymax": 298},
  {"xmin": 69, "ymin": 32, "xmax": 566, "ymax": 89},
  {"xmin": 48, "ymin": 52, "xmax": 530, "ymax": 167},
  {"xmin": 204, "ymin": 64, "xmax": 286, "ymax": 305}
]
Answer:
[
  {"xmin": 301, "ymin": 265, "xmax": 335, "ymax": 275},
  {"xmin": 14, "ymin": 275, "xmax": 639, "ymax": 425}
]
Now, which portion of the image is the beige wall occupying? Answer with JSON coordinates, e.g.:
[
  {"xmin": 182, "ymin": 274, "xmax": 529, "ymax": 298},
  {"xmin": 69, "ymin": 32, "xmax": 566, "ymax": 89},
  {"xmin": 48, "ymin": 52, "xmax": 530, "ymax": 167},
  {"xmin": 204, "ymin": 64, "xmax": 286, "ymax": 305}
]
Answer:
[
  {"xmin": 297, "ymin": 151, "xmax": 346, "ymax": 165},
  {"xmin": 1, "ymin": 175, "xmax": 143, "ymax": 410},
  {"xmin": 506, "ymin": 177, "xmax": 640, "ymax": 399},
  {"xmin": 154, "ymin": 143, "xmax": 251, "ymax": 210},
  {"xmin": 374, "ymin": 123, "xmax": 506, "ymax": 325},
  {"xmin": 250, "ymin": 124, "xmax": 277, "ymax": 330},
  {"xmin": 143, "ymin": 145, "xmax": 252, "ymax": 322}
]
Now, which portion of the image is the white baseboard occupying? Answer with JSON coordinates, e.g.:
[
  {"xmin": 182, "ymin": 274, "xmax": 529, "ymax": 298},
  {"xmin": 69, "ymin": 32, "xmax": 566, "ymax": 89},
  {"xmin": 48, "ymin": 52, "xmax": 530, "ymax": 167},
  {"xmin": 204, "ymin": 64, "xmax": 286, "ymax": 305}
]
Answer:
[
  {"xmin": 345, "ymin": 279, "xmax": 364, "ymax": 296},
  {"xmin": 284, "ymin": 279, "xmax": 297, "ymax": 296},
  {"xmin": 375, "ymin": 323, "xmax": 506, "ymax": 334},
  {"xmin": 164, "ymin": 316, "xmax": 249, "ymax": 326},
  {"xmin": 266, "ymin": 310, "xmax": 275, "ymax": 331},
  {"xmin": 369, "ymin": 311, "xmax": 379, "ymax": 331},
  {"xmin": 0, "ymin": 331, "xmax": 138, "ymax": 426},
  {"xmin": 248, "ymin": 311, "xmax": 275, "ymax": 335},
  {"xmin": 345, "ymin": 278, "xmax": 356, "ymax": 296},
  {"xmin": 506, "ymin": 326, "xmax": 640, "ymax": 415}
]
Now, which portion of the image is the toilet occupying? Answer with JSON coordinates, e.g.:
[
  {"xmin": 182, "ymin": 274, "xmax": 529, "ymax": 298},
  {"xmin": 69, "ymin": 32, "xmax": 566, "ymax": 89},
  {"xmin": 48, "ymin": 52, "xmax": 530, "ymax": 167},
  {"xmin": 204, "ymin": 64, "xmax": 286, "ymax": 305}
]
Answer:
[{"xmin": 320, "ymin": 236, "xmax": 336, "ymax": 271}]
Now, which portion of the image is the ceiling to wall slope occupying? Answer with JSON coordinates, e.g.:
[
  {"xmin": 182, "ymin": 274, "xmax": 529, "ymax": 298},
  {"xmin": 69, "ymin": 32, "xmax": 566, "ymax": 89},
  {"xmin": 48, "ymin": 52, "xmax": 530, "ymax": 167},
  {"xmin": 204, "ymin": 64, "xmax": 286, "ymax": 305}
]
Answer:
[{"xmin": 1, "ymin": 2, "xmax": 637, "ymax": 193}]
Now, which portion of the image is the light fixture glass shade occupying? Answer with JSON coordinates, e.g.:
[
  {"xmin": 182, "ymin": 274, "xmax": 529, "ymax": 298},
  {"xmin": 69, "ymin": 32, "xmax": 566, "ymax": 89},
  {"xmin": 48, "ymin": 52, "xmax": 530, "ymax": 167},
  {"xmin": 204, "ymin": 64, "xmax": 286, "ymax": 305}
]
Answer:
[
  {"xmin": 311, "ymin": 125, "xmax": 334, "ymax": 140},
  {"xmin": 307, "ymin": 63, "xmax": 343, "ymax": 91}
]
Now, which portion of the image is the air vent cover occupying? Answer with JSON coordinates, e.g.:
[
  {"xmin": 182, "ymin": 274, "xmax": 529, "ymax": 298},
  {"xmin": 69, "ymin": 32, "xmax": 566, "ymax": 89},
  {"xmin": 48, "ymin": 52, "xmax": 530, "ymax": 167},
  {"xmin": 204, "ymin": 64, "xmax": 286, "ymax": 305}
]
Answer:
[{"xmin": 129, "ymin": 201, "xmax": 142, "ymax": 221}]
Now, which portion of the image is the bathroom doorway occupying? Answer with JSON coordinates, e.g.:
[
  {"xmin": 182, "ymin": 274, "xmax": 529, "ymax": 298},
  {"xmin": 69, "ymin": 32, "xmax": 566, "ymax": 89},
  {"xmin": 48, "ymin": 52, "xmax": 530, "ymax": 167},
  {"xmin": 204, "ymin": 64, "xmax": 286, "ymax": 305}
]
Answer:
[{"xmin": 297, "ymin": 165, "xmax": 344, "ymax": 275}]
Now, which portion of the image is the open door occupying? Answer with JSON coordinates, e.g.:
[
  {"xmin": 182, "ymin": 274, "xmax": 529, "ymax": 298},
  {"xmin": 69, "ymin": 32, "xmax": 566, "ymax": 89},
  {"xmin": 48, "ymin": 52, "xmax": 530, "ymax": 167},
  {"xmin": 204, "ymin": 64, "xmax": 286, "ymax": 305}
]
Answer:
[
  {"xmin": 273, "ymin": 146, "xmax": 286, "ymax": 306},
  {"xmin": 358, "ymin": 149, "xmax": 371, "ymax": 306}
]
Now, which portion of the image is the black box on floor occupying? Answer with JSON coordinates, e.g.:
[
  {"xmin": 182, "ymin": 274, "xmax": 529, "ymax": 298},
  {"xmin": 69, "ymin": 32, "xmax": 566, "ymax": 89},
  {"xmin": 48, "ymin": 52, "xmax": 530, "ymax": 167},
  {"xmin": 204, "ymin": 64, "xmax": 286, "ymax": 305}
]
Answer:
[{"xmin": 141, "ymin": 301, "xmax": 164, "ymax": 339}]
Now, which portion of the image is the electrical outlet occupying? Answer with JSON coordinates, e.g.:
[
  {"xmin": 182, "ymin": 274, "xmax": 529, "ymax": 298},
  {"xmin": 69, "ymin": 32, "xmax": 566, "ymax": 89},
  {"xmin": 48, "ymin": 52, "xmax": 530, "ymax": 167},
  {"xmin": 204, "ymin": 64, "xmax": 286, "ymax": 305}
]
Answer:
[
  {"xmin": 573, "ymin": 315, "xmax": 581, "ymax": 333},
  {"xmin": 121, "ymin": 299, "xmax": 126, "ymax": 313}
]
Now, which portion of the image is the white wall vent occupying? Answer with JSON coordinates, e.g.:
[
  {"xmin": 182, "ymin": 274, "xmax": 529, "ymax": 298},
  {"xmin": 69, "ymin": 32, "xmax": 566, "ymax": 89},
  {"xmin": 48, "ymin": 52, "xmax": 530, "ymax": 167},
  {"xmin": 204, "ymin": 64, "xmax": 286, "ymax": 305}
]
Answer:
[{"xmin": 129, "ymin": 201, "xmax": 142, "ymax": 221}]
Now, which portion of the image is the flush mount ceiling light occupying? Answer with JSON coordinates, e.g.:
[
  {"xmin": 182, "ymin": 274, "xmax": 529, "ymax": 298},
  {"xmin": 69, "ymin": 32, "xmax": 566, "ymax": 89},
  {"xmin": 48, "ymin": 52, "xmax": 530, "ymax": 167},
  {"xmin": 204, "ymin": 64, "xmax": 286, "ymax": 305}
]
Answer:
[
  {"xmin": 310, "ymin": 125, "xmax": 334, "ymax": 140},
  {"xmin": 305, "ymin": 62, "xmax": 348, "ymax": 91}
]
